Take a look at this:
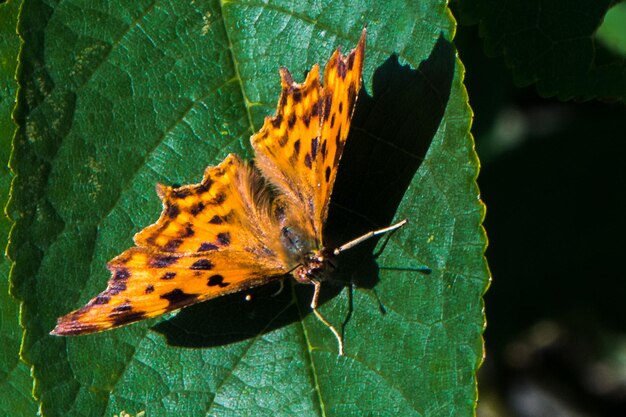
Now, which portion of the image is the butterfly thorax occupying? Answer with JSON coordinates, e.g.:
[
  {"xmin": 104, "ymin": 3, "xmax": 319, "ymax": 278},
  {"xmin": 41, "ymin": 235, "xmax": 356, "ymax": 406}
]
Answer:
[{"xmin": 278, "ymin": 223, "xmax": 328, "ymax": 284}]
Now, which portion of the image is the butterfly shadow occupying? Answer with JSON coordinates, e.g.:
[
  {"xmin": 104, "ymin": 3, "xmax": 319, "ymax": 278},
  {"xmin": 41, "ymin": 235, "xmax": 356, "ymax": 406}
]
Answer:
[{"xmin": 153, "ymin": 34, "xmax": 455, "ymax": 349}]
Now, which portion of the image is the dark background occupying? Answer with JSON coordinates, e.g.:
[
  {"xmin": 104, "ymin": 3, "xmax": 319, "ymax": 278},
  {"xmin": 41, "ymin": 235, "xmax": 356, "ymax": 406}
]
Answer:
[{"xmin": 453, "ymin": 4, "xmax": 626, "ymax": 417}]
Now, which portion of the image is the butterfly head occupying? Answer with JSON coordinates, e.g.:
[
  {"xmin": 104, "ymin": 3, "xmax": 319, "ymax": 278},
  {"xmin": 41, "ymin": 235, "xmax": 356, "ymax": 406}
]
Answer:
[{"xmin": 292, "ymin": 250, "xmax": 333, "ymax": 284}]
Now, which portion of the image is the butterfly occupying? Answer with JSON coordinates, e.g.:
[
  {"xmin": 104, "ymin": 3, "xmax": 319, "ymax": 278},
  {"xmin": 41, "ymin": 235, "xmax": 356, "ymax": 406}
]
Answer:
[{"xmin": 52, "ymin": 28, "xmax": 406, "ymax": 355}]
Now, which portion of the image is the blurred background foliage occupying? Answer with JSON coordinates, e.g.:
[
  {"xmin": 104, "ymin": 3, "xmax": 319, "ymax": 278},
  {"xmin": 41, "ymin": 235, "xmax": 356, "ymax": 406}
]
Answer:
[{"xmin": 453, "ymin": 0, "xmax": 626, "ymax": 415}]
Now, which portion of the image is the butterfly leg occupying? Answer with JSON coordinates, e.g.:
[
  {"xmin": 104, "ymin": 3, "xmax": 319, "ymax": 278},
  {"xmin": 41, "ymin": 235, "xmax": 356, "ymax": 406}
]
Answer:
[
  {"xmin": 270, "ymin": 278, "xmax": 285, "ymax": 297},
  {"xmin": 311, "ymin": 281, "xmax": 344, "ymax": 355}
]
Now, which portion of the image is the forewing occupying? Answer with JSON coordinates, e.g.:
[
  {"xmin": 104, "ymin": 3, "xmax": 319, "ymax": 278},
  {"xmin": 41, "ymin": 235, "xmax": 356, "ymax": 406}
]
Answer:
[
  {"xmin": 251, "ymin": 29, "xmax": 366, "ymax": 241},
  {"xmin": 133, "ymin": 154, "xmax": 277, "ymax": 255}
]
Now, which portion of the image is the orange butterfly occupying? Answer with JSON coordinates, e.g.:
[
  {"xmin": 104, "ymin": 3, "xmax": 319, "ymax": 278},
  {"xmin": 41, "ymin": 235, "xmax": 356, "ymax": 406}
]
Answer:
[{"xmin": 52, "ymin": 28, "xmax": 406, "ymax": 355}]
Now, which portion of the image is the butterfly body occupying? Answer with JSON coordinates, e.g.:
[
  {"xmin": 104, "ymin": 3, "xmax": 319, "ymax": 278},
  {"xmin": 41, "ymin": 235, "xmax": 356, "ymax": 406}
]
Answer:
[{"xmin": 53, "ymin": 30, "xmax": 370, "ymax": 351}]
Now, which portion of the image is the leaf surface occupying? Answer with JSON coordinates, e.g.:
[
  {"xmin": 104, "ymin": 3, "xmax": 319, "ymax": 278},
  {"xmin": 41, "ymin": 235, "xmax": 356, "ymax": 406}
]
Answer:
[{"xmin": 9, "ymin": 1, "xmax": 488, "ymax": 416}]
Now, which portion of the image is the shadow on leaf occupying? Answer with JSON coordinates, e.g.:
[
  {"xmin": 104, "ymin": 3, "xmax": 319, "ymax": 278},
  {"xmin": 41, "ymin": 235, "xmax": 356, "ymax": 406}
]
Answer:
[{"xmin": 154, "ymin": 34, "xmax": 455, "ymax": 348}]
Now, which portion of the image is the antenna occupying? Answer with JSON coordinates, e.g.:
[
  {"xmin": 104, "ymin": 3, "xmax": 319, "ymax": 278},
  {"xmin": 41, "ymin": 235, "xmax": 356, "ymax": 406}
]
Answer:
[{"xmin": 333, "ymin": 219, "xmax": 408, "ymax": 255}]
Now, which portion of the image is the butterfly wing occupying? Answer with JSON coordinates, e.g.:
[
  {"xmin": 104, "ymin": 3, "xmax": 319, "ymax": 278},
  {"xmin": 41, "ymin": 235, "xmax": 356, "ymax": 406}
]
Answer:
[
  {"xmin": 52, "ymin": 249, "xmax": 286, "ymax": 335},
  {"xmin": 52, "ymin": 155, "xmax": 288, "ymax": 335},
  {"xmin": 251, "ymin": 30, "xmax": 366, "ymax": 243},
  {"xmin": 134, "ymin": 154, "xmax": 279, "ymax": 255}
]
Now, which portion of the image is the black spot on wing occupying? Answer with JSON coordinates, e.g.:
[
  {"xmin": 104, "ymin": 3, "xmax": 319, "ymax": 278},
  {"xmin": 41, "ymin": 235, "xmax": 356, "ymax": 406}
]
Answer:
[
  {"xmin": 111, "ymin": 311, "xmax": 148, "ymax": 327},
  {"xmin": 312, "ymin": 98, "xmax": 321, "ymax": 117},
  {"xmin": 108, "ymin": 281, "xmax": 127, "ymax": 296},
  {"xmin": 217, "ymin": 232, "xmax": 230, "ymax": 246},
  {"xmin": 161, "ymin": 272, "xmax": 176, "ymax": 280},
  {"xmin": 271, "ymin": 114, "xmax": 283, "ymax": 128},
  {"xmin": 209, "ymin": 215, "xmax": 223, "ymax": 224},
  {"xmin": 198, "ymin": 242, "xmax": 218, "ymax": 252},
  {"xmin": 114, "ymin": 269, "xmax": 130, "ymax": 281},
  {"xmin": 347, "ymin": 85, "xmax": 357, "ymax": 110},
  {"xmin": 190, "ymin": 202, "xmax": 205, "ymax": 216},
  {"xmin": 195, "ymin": 178, "xmax": 213, "ymax": 194},
  {"xmin": 181, "ymin": 223, "xmax": 195, "ymax": 238},
  {"xmin": 337, "ymin": 61, "xmax": 347, "ymax": 78},
  {"xmin": 172, "ymin": 188, "xmax": 192, "ymax": 199},
  {"xmin": 304, "ymin": 153, "xmax": 312, "ymax": 169},
  {"xmin": 109, "ymin": 268, "xmax": 130, "ymax": 295},
  {"xmin": 151, "ymin": 255, "xmax": 178, "ymax": 268},
  {"xmin": 323, "ymin": 95, "xmax": 332, "ymax": 120},
  {"xmin": 164, "ymin": 239, "xmax": 182, "ymax": 251},
  {"xmin": 145, "ymin": 284, "xmax": 155, "ymax": 294},
  {"xmin": 93, "ymin": 295, "xmax": 110, "ymax": 305},
  {"xmin": 160, "ymin": 289, "xmax": 198, "ymax": 308},
  {"xmin": 347, "ymin": 52, "xmax": 355, "ymax": 70},
  {"xmin": 191, "ymin": 259, "xmax": 213, "ymax": 270},
  {"xmin": 311, "ymin": 138, "xmax": 318, "ymax": 160},
  {"xmin": 112, "ymin": 303, "xmax": 133, "ymax": 313},
  {"xmin": 334, "ymin": 130, "xmax": 345, "ymax": 165},
  {"xmin": 211, "ymin": 192, "xmax": 226, "ymax": 205},
  {"xmin": 207, "ymin": 274, "xmax": 229, "ymax": 288},
  {"xmin": 325, "ymin": 166, "xmax": 331, "ymax": 183}
]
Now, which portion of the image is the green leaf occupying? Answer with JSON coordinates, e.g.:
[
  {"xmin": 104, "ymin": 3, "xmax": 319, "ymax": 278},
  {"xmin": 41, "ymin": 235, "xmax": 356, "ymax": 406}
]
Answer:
[
  {"xmin": 9, "ymin": 1, "xmax": 487, "ymax": 416},
  {"xmin": 455, "ymin": 0, "xmax": 626, "ymax": 101},
  {"xmin": 1, "ymin": 0, "xmax": 39, "ymax": 415}
]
